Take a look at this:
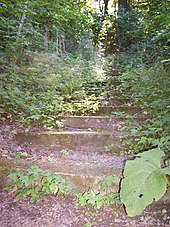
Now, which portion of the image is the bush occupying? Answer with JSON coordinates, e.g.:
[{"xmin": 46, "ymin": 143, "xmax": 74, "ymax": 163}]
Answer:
[
  {"xmin": 0, "ymin": 51, "xmax": 107, "ymax": 128},
  {"xmin": 118, "ymin": 64, "xmax": 170, "ymax": 109}
]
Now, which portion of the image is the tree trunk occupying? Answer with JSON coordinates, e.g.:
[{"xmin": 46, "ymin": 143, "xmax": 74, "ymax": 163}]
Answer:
[
  {"xmin": 104, "ymin": 0, "xmax": 109, "ymax": 15},
  {"xmin": 59, "ymin": 36, "xmax": 62, "ymax": 57},
  {"xmin": 61, "ymin": 35, "xmax": 65, "ymax": 53},
  {"xmin": 118, "ymin": 0, "xmax": 130, "ymax": 10},
  {"xmin": 16, "ymin": 1, "xmax": 28, "ymax": 44},
  {"xmin": 118, "ymin": 0, "xmax": 131, "ymax": 51},
  {"xmin": 56, "ymin": 29, "xmax": 59, "ymax": 56},
  {"xmin": 44, "ymin": 24, "xmax": 49, "ymax": 48}
]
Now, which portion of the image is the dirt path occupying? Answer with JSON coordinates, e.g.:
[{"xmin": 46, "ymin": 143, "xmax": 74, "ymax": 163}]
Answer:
[{"xmin": 0, "ymin": 190, "xmax": 170, "ymax": 227}]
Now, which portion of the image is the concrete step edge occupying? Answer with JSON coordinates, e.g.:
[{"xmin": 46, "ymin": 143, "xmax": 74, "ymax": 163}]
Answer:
[{"xmin": 0, "ymin": 158, "xmax": 122, "ymax": 193}]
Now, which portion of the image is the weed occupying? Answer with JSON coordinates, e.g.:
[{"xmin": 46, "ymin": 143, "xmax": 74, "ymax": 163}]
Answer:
[
  {"xmin": 5, "ymin": 166, "xmax": 70, "ymax": 203},
  {"xmin": 113, "ymin": 208, "xmax": 121, "ymax": 217},
  {"xmin": 2, "ymin": 150, "xmax": 9, "ymax": 154},
  {"xmin": 0, "ymin": 166, "xmax": 8, "ymax": 171},
  {"xmin": 104, "ymin": 144, "xmax": 115, "ymax": 153},
  {"xmin": 60, "ymin": 149, "xmax": 70, "ymax": 159},
  {"xmin": 3, "ymin": 126, "xmax": 11, "ymax": 133},
  {"xmin": 84, "ymin": 211, "xmax": 92, "ymax": 217},
  {"xmin": 82, "ymin": 222, "xmax": 92, "ymax": 227},
  {"xmin": 76, "ymin": 175, "xmax": 121, "ymax": 210},
  {"xmin": 119, "ymin": 112, "xmax": 170, "ymax": 154},
  {"xmin": 117, "ymin": 65, "xmax": 170, "ymax": 110},
  {"xmin": 152, "ymin": 210, "xmax": 162, "ymax": 217},
  {"xmin": 111, "ymin": 111, "xmax": 131, "ymax": 118},
  {"xmin": 14, "ymin": 152, "xmax": 28, "ymax": 159},
  {"xmin": 55, "ymin": 119, "xmax": 65, "ymax": 130},
  {"xmin": 15, "ymin": 153, "xmax": 23, "ymax": 159}
]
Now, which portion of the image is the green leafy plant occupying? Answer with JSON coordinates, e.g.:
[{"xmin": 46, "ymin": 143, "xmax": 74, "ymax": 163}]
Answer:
[
  {"xmin": 111, "ymin": 111, "xmax": 131, "ymax": 118},
  {"xmin": 99, "ymin": 175, "xmax": 119, "ymax": 191},
  {"xmin": 77, "ymin": 189, "xmax": 104, "ymax": 209},
  {"xmin": 76, "ymin": 175, "xmax": 121, "ymax": 210},
  {"xmin": 60, "ymin": 149, "xmax": 70, "ymax": 159},
  {"xmin": 77, "ymin": 189, "xmax": 121, "ymax": 210},
  {"xmin": 6, "ymin": 166, "xmax": 69, "ymax": 203},
  {"xmin": 82, "ymin": 222, "xmax": 92, "ymax": 227},
  {"xmin": 0, "ymin": 51, "xmax": 107, "ymax": 127},
  {"xmin": 104, "ymin": 143, "xmax": 115, "ymax": 153},
  {"xmin": 117, "ymin": 65, "xmax": 170, "ymax": 110},
  {"xmin": 15, "ymin": 152, "xmax": 28, "ymax": 159},
  {"xmin": 119, "ymin": 115, "xmax": 170, "ymax": 154},
  {"xmin": 56, "ymin": 119, "xmax": 65, "ymax": 130},
  {"xmin": 120, "ymin": 148, "xmax": 170, "ymax": 217}
]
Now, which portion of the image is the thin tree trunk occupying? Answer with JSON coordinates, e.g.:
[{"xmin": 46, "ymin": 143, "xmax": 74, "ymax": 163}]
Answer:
[
  {"xmin": 59, "ymin": 36, "xmax": 62, "ymax": 57},
  {"xmin": 56, "ymin": 29, "xmax": 59, "ymax": 56},
  {"xmin": 16, "ymin": 1, "xmax": 28, "ymax": 44},
  {"xmin": 118, "ymin": 0, "xmax": 130, "ymax": 9},
  {"xmin": 98, "ymin": 0, "xmax": 103, "ymax": 13},
  {"xmin": 118, "ymin": 0, "xmax": 131, "ymax": 51},
  {"xmin": 61, "ymin": 35, "xmax": 65, "ymax": 53},
  {"xmin": 104, "ymin": 0, "xmax": 109, "ymax": 15},
  {"xmin": 44, "ymin": 24, "xmax": 49, "ymax": 48}
]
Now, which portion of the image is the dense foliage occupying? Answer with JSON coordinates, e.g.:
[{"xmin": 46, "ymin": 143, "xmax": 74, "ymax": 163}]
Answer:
[
  {"xmin": 0, "ymin": 52, "xmax": 106, "ymax": 128},
  {"xmin": 93, "ymin": 0, "xmax": 170, "ymax": 63}
]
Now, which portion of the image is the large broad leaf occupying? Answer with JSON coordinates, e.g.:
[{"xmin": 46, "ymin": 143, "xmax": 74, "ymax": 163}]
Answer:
[
  {"xmin": 135, "ymin": 148, "xmax": 165, "ymax": 165},
  {"xmin": 120, "ymin": 148, "xmax": 169, "ymax": 217}
]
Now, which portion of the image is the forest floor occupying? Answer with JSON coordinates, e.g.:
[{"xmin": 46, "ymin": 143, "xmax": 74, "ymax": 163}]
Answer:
[
  {"xmin": 0, "ymin": 120, "xmax": 170, "ymax": 227},
  {"xmin": 0, "ymin": 189, "xmax": 170, "ymax": 227}
]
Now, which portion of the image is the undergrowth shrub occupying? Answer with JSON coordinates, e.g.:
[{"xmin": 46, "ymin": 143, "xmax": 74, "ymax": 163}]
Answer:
[
  {"xmin": 116, "ymin": 61, "xmax": 170, "ymax": 152},
  {"xmin": 110, "ymin": 52, "xmax": 170, "ymax": 216},
  {"xmin": 118, "ymin": 64, "xmax": 170, "ymax": 108},
  {"xmin": 6, "ymin": 166, "xmax": 69, "ymax": 203},
  {"xmin": 0, "ymin": 51, "xmax": 106, "ymax": 128}
]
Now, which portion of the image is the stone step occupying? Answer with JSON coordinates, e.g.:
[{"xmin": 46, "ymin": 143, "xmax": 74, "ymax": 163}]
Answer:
[
  {"xmin": 70, "ymin": 97, "xmax": 131, "ymax": 106},
  {"xmin": 108, "ymin": 79, "xmax": 121, "ymax": 86},
  {"xmin": 101, "ymin": 99, "xmax": 132, "ymax": 107},
  {"xmin": 105, "ymin": 94, "xmax": 131, "ymax": 100},
  {"xmin": 83, "ymin": 78, "xmax": 121, "ymax": 95},
  {"xmin": 95, "ymin": 106, "xmax": 148, "ymax": 116},
  {"xmin": 100, "ymin": 93, "xmax": 132, "ymax": 106},
  {"xmin": 0, "ymin": 157, "xmax": 123, "ymax": 193},
  {"xmin": 59, "ymin": 116, "xmax": 146, "ymax": 132},
  {"xmin": 1, "ymin": 157, "xmax": 169, "ymax": 206},
  {"xmin": 15, "ymin": 131, "xmax": 124, "ymax": 153},
  {"xmin": 109, "ymin": 71, "xmax": 122, "ymax": 76},
  {"xmin": 104, "ymin": 91, "xmax": 132, "ymax": 97}
]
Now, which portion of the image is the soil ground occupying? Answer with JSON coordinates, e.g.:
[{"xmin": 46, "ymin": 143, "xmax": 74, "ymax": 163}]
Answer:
[
  {"xmin": 0, "ymin": 190, "xmax": 170, "ymax": 227},
  {"xmin": 0, "ymin": 120, "xmax": 170, "ymax": 227}
]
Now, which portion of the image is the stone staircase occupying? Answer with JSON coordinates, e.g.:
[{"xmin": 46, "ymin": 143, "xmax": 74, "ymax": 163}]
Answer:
[
  {"xmin": 1, "ymin": 72, "xmax": 169, "ymax": 204},
  {"xmin": 1, "ymin": 73, "xmax": 143, "ymax": 191}
]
